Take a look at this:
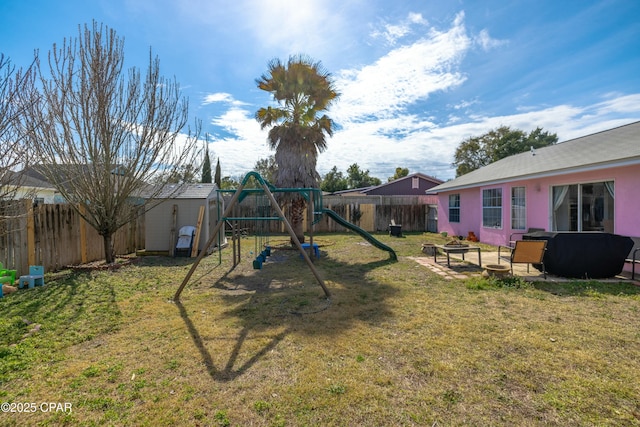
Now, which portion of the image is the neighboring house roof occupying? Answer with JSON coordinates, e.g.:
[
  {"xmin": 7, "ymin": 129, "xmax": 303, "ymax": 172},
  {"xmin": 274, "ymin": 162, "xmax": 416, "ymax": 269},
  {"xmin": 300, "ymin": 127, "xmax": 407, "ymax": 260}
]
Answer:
[
  {"xmin": 23, "ymin": 164, "xmax": 99, "ymax": 181},
  {"xmin": 22, "ymin": 164, "xmax": 128, "ymax": 188},
  {"xmin": 6, "ymin": 170, "xmax": 56, "ymax": 189},
  {"xmin": 20, "ymin": 175, "xmax": 57, "ymax": 189},
  {"xmin": 24, "ymin": 164, "xmax": 157, "ymax": 202},
  {"xmin": 330, "ymin": 186, "xmax": 375, "ymax": 196},
  {"xmin": 2, "ymin": 171, "xmax": 57, "ymax": 202},
  {"xmin": 428, "ymin": 121, "xmax": 640, "ymax": 193},
  {"xmin": 330, "ymin": 173, "xmax": 443, "ymax": 196},
  {"xmin": 362, "ymin": 172, "xmax": 443, "ymax": 195}
]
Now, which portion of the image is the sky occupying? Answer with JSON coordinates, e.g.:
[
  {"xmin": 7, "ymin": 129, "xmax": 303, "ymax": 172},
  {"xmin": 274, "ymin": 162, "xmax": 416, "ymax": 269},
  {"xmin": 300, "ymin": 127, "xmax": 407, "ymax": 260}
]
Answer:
[{"xmin": 1, "ymin": 0, "xmax": 639, "ymax": 182}]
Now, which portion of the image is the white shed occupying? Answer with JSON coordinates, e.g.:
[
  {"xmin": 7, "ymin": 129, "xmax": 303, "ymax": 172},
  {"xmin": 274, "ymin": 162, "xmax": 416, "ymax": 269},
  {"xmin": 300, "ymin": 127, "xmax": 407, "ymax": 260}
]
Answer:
[{"xmin": 145, "ymin": 183, "xmax": 225, "ymax": 255}]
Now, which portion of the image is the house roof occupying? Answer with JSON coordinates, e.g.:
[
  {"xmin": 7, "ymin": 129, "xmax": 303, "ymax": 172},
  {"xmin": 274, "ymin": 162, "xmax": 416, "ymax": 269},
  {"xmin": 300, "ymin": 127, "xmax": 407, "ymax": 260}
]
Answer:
[
  {"xmin": 21, "ymin": 164, "xmax": 136, "ymax": 195},
  {"xmin": 330, "ymin": 186, "xmax": 374, "ymax": 195},
  {"xmin": 362, "ymin": 172, "xmax": 443, "ymax": 194},
  {"xmin": 23, "ymin": 164, "xmax": 124, "ymax": 181},
  {"xmin": 330, "ymin": 172, "xmax": 443, "ymax": 195},
  {"xmin": 428, "ymin": 121, "xmax": 640, "ymax": 193},
  {"xmin": 7, "ymin": 171, "xmax": 56, "ymax": 189}
]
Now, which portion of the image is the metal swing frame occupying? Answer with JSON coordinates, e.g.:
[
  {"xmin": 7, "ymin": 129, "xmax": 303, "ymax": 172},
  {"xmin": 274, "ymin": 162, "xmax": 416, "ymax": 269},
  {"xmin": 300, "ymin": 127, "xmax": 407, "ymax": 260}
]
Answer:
[{"xmin": 174, "ymin": 172, "xmax": 329, "ymax": 301}]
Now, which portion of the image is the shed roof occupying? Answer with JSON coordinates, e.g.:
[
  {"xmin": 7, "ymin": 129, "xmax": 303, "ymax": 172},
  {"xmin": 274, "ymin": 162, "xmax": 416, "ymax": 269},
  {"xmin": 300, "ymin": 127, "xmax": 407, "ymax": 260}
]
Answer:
[
  {"xmin": 428, "ymin": 121, "xmax": 640, "ymax": 193},
  {"xmin": 152, "ymin": 183, "xmax": 218, "ymax": 199}
]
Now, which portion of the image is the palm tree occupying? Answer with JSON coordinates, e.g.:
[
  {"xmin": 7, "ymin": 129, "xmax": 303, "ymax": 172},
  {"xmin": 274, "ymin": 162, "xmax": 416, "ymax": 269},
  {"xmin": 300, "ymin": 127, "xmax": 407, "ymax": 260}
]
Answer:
[{"xmin": 255, "ymin": 55, "xmax": 339, "ymax": 242}]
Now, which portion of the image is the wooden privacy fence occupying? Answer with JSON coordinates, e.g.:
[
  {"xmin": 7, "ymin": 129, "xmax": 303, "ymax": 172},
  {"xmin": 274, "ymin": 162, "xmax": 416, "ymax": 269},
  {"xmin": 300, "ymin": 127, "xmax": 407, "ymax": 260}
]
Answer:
[
  {"xmin": 221, "ymin": 194, "xmax": 437, "ymax": 234},
  {"xmin": 0, "ymin": 200, "xmax": 144, "ymax": 275}
]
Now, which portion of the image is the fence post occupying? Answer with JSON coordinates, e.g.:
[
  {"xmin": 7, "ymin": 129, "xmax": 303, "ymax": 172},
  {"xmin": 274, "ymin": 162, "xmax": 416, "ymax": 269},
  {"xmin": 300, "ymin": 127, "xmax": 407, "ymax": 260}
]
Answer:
[
  {"xmin": 79, "ymin": 204, "xmax": 88, "ymax": 264},
  {"xmin": 25, "ymin": 199, "xmax": 36, "ymax": 267}
]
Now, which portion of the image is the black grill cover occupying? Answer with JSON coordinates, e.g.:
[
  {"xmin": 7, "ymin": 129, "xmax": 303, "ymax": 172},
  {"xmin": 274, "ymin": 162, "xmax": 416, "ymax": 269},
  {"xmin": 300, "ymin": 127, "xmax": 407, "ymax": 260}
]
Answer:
[{"xmin": 523, "ymin": 232, "xmax": 633, "ymax": 279}]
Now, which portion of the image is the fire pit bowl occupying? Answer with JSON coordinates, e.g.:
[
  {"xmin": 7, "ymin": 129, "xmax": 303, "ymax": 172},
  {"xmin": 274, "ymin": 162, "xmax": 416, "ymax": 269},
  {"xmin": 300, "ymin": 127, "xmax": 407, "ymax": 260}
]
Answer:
[{"xmin": 484, "ymin": 264, "xmax": 510, "ymax": 278}]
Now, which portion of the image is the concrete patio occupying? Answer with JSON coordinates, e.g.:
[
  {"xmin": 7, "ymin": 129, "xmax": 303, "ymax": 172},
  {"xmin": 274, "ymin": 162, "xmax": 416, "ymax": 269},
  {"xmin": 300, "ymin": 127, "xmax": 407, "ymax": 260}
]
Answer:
[{"xmin": 410, "ymin": 249, "xmax": 639, "ymax": 284}]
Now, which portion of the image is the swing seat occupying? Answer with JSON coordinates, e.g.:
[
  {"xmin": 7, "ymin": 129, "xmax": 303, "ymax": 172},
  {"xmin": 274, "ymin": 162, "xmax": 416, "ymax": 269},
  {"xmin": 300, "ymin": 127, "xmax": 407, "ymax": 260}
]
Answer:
[{"xmin": 300, "ymin": 243, "xmax": 320, "ymax": 259}]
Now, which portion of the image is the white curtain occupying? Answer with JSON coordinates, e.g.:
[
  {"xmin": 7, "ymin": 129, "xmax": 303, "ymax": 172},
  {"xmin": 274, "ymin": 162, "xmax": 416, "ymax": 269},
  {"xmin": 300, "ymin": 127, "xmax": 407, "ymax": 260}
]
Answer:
[
  {"xmin": 604, "ymin": 181, "xmax": 615, "ymax": 199},
  {"xmin": 552, "ymin": 185, "xmax": 569, "ymax": 231}
]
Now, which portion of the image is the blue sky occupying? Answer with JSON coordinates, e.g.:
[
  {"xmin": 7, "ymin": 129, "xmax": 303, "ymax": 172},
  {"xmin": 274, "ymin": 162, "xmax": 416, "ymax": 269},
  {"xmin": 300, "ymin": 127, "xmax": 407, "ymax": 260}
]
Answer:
[{"xmin": 2, "ymin": 0, "xmax": 639, "ymax": 181}]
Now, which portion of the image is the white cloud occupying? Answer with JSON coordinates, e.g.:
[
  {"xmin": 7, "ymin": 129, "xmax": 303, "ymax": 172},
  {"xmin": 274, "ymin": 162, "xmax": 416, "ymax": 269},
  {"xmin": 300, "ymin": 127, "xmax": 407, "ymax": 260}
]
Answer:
[
  {"xmin": 314, "ymin": 12, "xmax": 475, "ymax": 179},
  {"xmin": 334, "ymin": 12, "xmax": 470, "ymax": 122},
  {"xmin": 318, "ymin": 98, "xmax": 640, "ymax": 181},
  {"xmin": 407, "ymin": 12, "xmax": 428, "ymax": 25},
  {"xmin": 593, "ymin": 93, "xmax": 640, "ymax": 114},
  {"xmin": 202, "ymin": 92, "xmax": 247, "ymax": 107},
  {"xmin": 451, "ymin": 99, "xmax": 478, "ymax": 110},
  {"xmin": 370, "ymin": 12, "xmax": 429, "ymax": 45},
  {"xmin": 236, "ymin": 0, "xmax": 350, "ymax": 59},
  {"xmin": 475, "ymin": 29, "xmax": 508, "ymax": 51},
  {"xmin": 199, "ymin": 10, "xmax": 640, "ymax": 182},
  {"xmin": 208, "ymin": 107, "xmax": 271, "ymax": 176}
]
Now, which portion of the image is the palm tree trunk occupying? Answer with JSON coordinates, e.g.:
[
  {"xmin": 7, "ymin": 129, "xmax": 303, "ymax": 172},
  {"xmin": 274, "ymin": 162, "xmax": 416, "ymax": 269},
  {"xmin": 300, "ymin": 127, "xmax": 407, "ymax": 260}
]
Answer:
[{"xmin": 290, "ymin": 198, "xmax": 306, "ymax": 244}]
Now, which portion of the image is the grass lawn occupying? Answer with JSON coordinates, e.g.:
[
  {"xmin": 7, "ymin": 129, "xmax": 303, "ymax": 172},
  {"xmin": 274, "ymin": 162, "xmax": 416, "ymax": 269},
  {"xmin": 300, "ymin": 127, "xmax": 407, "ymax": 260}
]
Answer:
[{"xmin": 1, "ymin": 232, "xmax": 639, "ymax": 426}]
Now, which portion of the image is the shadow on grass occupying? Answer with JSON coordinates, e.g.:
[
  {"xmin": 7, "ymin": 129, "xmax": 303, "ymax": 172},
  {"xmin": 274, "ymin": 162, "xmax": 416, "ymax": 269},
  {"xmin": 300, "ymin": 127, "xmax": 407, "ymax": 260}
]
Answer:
[
  {"xmin": 175, "ymin": 299, "xmax": 291, "ymax": 382},
  {"xmin": 533, "ymin": 280, "xmax": 640, "ymax": 296},
  {"xmin": 0, "ymin": 255, "xmax": 201, "ymax": 347},
  {"xmin": 0, "ymin": 270, "xmax": 119, "ymax": 341},
  {"xmin": 175, "ymin": 247, "xmax": 399, "ymax": 383},
  {"xmin": 0, "ymin": 270, "xmax": 123, "ymax": 383},
  {"xmin": 439, "ymin": 262, "xmax": 484, "ymax": 275}
]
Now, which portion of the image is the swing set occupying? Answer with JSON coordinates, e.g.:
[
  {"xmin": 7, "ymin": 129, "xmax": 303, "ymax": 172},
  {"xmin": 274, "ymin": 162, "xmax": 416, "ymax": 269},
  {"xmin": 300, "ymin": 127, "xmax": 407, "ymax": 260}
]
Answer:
[
  {"xmin": 225, "ymin": 187, "xmax": 273, "ymax": 270},
  {"xmin": 174, "ymin": 172, "xmax": 330, "ymax": 301}
]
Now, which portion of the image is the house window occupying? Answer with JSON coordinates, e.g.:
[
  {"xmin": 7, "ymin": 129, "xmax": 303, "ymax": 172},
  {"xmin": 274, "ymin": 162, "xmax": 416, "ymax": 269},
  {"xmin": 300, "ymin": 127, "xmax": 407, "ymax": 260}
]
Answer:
[
  {"xmin": 448, "ymin": 194, "xmax": 460, "ymax": 223},
  {"xmin": 552, "ymin": 181, "xmax": 614, "ymax": 232},
  {"xmin": 412, "ymin": 177, "xmax": 420, "ymax": 189},
  {"xmin": 482, "ymin": 188, "xmax": 502, "ymax": 228},
  {"xmin": 511, "ymin": 187, "xmax": 526, "ymax": 230}
]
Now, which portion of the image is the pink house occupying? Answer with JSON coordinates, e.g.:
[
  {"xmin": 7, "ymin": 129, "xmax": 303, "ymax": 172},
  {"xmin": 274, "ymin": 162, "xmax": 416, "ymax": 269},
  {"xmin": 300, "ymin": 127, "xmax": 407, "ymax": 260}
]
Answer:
[{"xmin": 427, "ymin": 121, "xmax": 640, "ymax": 272}]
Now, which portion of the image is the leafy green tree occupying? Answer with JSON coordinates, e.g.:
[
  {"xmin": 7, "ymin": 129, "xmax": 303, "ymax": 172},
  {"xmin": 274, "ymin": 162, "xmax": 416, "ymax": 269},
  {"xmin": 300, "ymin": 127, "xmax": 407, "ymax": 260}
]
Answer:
[
  {"xmin": 214, "ymin": 158, "xmax": 221, "ymax": 189},
  {"xmin": 254, "ymin": 155, "xmax": 277, "ymax": 183},
  {"xmin": 255, "ymin": 55, "xmax": 339, "ymax": 242},
  {"xmin": 320, "ymin": 166, "xmax": 348, "ymax": 193},
  {"xmin": 156, "ymin": 164, "xmax": 199, "ymax": 184},
  {"xmin": 388, "ymin": 167, "xmax": 409, "ymax": 182},
  {"xmin": 201, "ymin": 146, "xmax": 212, "ymax": 183},
  {"xmin": 220, "ymin": 176, "xmax": 239, "ymax": 190},
  {"xmin": 347, "ymin": 163, "xmax": 381, "ymax": 189},
  {"xmin": 453, "ymin": 126, "xmax": 558, "ymax": 176}
]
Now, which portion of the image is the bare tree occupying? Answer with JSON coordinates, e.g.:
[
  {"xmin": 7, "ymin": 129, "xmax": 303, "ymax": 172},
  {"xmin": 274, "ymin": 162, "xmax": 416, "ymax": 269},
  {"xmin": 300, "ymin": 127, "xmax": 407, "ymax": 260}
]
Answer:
[
  {"xmin": 24, "ymin": 22, "xmax": 200, "ymax": 263},
  {"xmin": 0, "ymin": 54, "xmax": 36, "ymax": 201}
]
